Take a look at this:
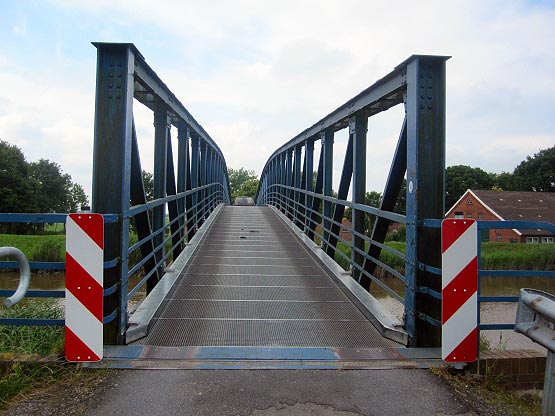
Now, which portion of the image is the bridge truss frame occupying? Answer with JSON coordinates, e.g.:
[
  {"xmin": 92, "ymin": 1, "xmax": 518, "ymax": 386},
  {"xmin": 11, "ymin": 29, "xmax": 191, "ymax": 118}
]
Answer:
[
  {"xmin": 92, "ymin": 43, "xmax": 231, "ymax": 344},
  {"xmin": 256, "ymin": 55, "xmax": 449, "ymax": 347}
]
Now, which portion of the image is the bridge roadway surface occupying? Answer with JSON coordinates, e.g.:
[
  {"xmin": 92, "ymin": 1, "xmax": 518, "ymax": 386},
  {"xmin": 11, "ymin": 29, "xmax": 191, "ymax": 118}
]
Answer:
[
  {"xmin": 133, "ymin": 205, "xmax": 398, "ymax": 350},
  {"xmin": 76, "ymin": 206, "xmax": 476, "ymax": 415}
]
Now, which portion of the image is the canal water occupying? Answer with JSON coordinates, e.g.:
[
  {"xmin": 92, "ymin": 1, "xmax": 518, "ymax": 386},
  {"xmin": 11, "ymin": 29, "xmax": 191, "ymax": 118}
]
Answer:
[
  {"xmin": 0, "ymin": 272, "xmax": 146, "ymax": 310},
  {"xmin": 0, "ymin": 272, "xmax": 553, "ymax": 353}
]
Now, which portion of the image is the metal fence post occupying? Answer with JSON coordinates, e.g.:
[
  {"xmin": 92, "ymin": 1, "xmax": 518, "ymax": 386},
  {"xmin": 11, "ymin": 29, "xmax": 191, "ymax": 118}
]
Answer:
[
  {"xmin": 92, "ymin": 43, "xmax": 135, "ymax": 344},
  {"xmin": 322, "ymin": 130, "xmax": 333, "ymax": 251},
  {"xmin": 153, "ymin": 101, "xmax": 169, "ymax": 285},
  {"xmin": 405, "ymin": 56, "xmax": 446, "ymax": 347},
  {"xmin": 351, "ymin": 112, "xmax": 368, "ymax": 281},
  {"xmin": 177, "ymin": 122, "xmax": 189, "ymax": 245},
  {"xmin": 304, "ymin": 139, "xmax": 314, "ymax": 232}
]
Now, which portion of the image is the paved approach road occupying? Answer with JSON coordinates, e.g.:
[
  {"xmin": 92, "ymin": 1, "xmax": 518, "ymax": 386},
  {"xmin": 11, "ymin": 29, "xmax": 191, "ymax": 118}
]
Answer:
[{"xmin": 85, "ymin": 369, "xmax": 477, "ymax": 416}]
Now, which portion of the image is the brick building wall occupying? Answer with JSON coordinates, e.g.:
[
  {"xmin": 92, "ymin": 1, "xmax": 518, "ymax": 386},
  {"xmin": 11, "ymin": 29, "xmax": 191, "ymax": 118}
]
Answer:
[{"xmin": 445, "ymin": 193, "xmax": 521, "ymax": 243}]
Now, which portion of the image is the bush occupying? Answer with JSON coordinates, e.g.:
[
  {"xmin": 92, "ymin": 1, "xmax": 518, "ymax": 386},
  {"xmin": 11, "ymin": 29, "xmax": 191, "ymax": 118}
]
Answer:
[{"xmin": 31, "ymin": 240, "xmax": 64, "ymax": 263}]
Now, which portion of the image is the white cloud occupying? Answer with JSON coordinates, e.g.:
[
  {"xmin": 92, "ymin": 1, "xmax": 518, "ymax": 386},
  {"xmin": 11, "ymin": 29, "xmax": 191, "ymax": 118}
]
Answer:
[
  {"xmin": 1, "ymin": 0, "xmax": 553, "ymax": 203},
  {"xmin": 12, "ymin": 20, "xmax": 26, "ymax": 36}
]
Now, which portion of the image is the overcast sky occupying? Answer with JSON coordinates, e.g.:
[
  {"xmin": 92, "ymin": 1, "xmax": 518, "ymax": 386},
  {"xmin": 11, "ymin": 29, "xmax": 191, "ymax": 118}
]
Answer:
[{"xmin": 1, "ymin": 0, "xmax": 554, "ymax": 200}]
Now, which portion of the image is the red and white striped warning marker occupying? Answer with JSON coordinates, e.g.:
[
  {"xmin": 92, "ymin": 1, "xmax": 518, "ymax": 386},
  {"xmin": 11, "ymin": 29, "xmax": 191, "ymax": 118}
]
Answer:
[
  {"xmin": 441, "ymin": 219, "xmax": 478, "ymax": 363},
  {"xmin": 65, "ymin": 213, "xmax": 104, "ymax": 362}
]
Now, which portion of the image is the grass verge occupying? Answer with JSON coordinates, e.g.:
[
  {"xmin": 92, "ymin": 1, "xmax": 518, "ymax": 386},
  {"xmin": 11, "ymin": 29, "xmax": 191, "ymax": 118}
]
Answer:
[
  {"xmin": 0, "ymin": 299, "xmax": 67, "ymax": 407},
  {"xmin": 431, "ymin": 367, "xmax": 541, "ymax": 416}
]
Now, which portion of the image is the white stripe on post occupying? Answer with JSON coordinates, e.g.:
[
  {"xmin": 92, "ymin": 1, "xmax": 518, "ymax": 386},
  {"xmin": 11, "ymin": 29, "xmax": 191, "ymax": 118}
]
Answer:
[
  {"xmin": 65, "ymin": 213, "xmax": 104, "ymax": 362},
  {"xmin": 442, "ymin": 219, "xmax": 478, "ymax": 363}
]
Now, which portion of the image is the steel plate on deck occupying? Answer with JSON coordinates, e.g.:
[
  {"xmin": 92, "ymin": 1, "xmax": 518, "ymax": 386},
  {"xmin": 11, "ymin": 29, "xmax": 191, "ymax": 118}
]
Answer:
[{"xmin": 132, "ymin": 206, "xmax": 400, "ymax": 350}]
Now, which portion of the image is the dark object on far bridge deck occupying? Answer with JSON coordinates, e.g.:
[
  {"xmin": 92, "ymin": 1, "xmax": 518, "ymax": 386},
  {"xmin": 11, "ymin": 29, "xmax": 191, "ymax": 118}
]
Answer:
[{"xmin": 234, "ymin": 196, "xmax": 255, "ymax": 206}]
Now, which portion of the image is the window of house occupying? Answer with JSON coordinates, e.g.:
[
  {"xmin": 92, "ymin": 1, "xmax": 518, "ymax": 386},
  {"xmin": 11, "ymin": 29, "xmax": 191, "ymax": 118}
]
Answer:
[
  {"xmin": 466, "ymin": 212, "xmax": 473, "ymax": 219},
  {"xmin": 466, "ymin": 198, "xmax": 473, "ymax": 205},
  {"xmin": 509, "ymin": 238, "xmax": 517, "ymax": 243},
  {"xmin": 496, "ymin": 234, "xmax": 503, "ymax": 242},
  {"xmin": 526, "ymin": 237, "xmax": 539, "ymax": 244},
  {"xmin": 541, "ymin": 237, "xmax": 554, "ymax": 244},
  {"xmin": 478, "ymin": 212, "xmax": 484, "ymax": 220},
  {"xmin": 454, "ymin": 211, "xmax": 464, "ymax": 219}
]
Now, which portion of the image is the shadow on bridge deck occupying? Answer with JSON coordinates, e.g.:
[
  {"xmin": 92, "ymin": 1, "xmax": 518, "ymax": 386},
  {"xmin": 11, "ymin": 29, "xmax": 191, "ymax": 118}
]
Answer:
[{"xmin": 98, "ymin": 206, "xmax": 441, "ymax": 369}]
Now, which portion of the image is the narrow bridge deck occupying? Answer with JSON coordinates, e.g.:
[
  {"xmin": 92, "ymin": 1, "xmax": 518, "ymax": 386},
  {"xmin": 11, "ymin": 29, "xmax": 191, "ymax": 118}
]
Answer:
[{"xmin": 134, "ymin": 206, "xmax": 398, "ymax": 348}]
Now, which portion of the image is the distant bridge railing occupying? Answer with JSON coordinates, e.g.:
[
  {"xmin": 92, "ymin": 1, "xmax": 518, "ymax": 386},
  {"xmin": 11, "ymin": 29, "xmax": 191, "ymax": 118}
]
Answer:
[
  {"xmin": 256, "ymin": 55, "xmax": 449, "ymax": 347},
  {"xmin": 0, "ymin": 43, "xmax": 231, "ymax": 342}
]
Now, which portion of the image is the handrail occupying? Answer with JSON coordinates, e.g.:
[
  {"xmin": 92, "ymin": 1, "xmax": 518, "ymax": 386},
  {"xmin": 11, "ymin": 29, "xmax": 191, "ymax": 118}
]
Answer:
[{"xmin": 0, "ymin": 247, "xmax": 31, "ymax": 307}]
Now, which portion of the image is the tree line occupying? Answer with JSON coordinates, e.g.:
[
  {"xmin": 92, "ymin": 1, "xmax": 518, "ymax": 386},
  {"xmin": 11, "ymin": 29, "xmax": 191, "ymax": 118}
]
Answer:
[
  {"xmin": 445, "ymin": 145, "xmax": 554, "ymax": 208},
  {"xmin": 226, "ymin": 145, "xmax": 554, "ymax": 233},
  {"xmin": 0, "ymin": 140, "xmax": 89, "ymax": 218}
]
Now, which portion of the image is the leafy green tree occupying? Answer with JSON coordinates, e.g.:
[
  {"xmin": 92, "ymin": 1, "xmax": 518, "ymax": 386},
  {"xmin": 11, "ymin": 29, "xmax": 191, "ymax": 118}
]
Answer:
[
  {"xmin": 445, "ymin": 165, "xmax": 495, "ymax": 209},
  {"xmin": 142, "ymin": 170, "xmax": 154, "ymax": 200},
  {"xmin": 228, "ymin": 167, "xmax": 258, "ymax": 200},
  {"xmin": 68, "ymin": 183, "xmax": 89, "ymax": 212},
  {"xmin": 491, "ymin": 171, "xmax": 516, "ymax": 191},
  {"xmin": 0, "ymin": 140, "xmax": 39, "ymax": 213},
  {"xmin": 235, "ymin": 178, "xmax": 259, "ymax": 199},
  {"xmin": 30, "ymin": 159, "xmax": 73, "ymax": 213},
  {"xmin": 512, "ymin": 146, "xmax": 555, "ymax": 192}
]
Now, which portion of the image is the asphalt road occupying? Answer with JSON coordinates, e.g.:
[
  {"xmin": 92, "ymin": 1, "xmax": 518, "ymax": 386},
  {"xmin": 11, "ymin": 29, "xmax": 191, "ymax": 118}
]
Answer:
[{"xmin": 85, "ymin": 369, "xmax": 477, "ymax": 416}]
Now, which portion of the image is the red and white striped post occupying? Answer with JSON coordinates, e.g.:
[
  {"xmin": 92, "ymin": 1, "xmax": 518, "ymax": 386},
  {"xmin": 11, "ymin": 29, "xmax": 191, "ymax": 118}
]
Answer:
[
  {"xmin": 441, "ymin": 219, "xmax": 478, "ymax": 363},
  {"xmin": 65, "ymin": 213, "xmax": 104, "ymax": 362}
]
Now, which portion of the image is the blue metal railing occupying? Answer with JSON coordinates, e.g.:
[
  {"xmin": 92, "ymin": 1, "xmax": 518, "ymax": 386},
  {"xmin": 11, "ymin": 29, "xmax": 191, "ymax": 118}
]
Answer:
[
  {"xmin": 425, "ymin": 218, "xmax": 555, "ymax": 334},
  {"xmin": 476, "ymin": 221, "xmax": 555, "ymax": 333},
  {"xmin": 92, "ymin": 43, "xmax": 231, "ymax": 343},
  {"xmin": 256, "ymin": 55, "xmax": 450, "ymax": 347},
  {"xmin": 0, "ymin": 43, "xmax": 231, "ymax": 341},
  {"xmin": 0, "ymin": 186, "xmax": 226, "ymax": 328},
  {"xmin": 0, "ymin": 213, "xmax": 116, "ymax": 326}
]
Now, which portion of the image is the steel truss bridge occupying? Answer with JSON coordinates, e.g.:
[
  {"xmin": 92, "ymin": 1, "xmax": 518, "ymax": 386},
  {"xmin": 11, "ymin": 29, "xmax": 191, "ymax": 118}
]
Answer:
[{"xmin": 1, "ymin": 43, "xmax": 554, "ymax": 368}]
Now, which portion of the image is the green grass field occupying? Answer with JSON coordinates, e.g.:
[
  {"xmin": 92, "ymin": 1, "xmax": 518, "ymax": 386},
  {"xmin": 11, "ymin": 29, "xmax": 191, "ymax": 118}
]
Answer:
[
  {"xmin": 333, "ymin": 240, "xmax": 554, "ymax": 274},
  {"xmin": 0, "ymin": 234, "xmax": 65, "ymax": 262}
]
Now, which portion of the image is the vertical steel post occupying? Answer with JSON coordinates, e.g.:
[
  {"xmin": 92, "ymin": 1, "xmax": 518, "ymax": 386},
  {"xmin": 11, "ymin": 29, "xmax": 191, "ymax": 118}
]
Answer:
[
  {"xmin": 351, "ymin": 112, "xmax": 368, "ymax": 280},
  {"xmin": 190, "ymin": 134, "xmax": 199, "ymax": 231},
  {"xmin": 325, "ymin": 135, "xmax": 353, "ymax": 258},
  {"xmin": 304, "ymin": 139, "xmax": 314, "ymax": 232},
  {"xmin": 307, "ymin": 144, "xmax": 324, "ymax": 241},
  {"xmin": 361, "ymin": 120, "xmax": 407, "ymax": 289},
  {"xmin": 153, "ymin": 101, "xmax": 168, "ymax": 283},
  {"xmin": 286, "ymin": 149, "xmax": 293, "ymax": 218},
  {"xmin": 199, "ymin": 140, "xmax": 208, "ymax": 225},
  {"xmin": 294, "ymin": 145, "xmax": 302, "ymax": 226},
  {"xmin": 405, "ymin": 57, "xmax": 446, "ymax": 347},
  {"xmin": 299, "ymin": 147, "xmax": 307, "ymax": 229},
  {"xmin": 92, "ymin": 43, "xmax": 134, "ymax": 344},
  {"xmin": 177, "ymin": 122, "xmax": 189, "ymax": 247},
  {"xmin": 322, "ymin": 130, "xmax": 334, "ymax": 250},
  {"xmin": 129, "ymin": 121, "xmax": 159, "ymax": 296},
  {"xmin": 279, "ymin": 153, "xmax": 286, "ymax": 212},
  {"xmin": 165, "ymin": 130, "xmax": 181, "ymax": 259}
]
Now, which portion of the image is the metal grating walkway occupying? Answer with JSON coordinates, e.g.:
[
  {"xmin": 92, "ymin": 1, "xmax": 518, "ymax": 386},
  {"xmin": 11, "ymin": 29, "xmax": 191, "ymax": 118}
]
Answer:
[{"xmin": 133, "ymin": 206, "xmax": 399, "ymax": 348}]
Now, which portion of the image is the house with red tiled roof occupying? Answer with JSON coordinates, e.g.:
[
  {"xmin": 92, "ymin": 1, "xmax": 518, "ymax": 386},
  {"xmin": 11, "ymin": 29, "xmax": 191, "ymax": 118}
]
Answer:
[{"xmin": 445, "ymin": 190, "xmax": 555, "ymax": 243}]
